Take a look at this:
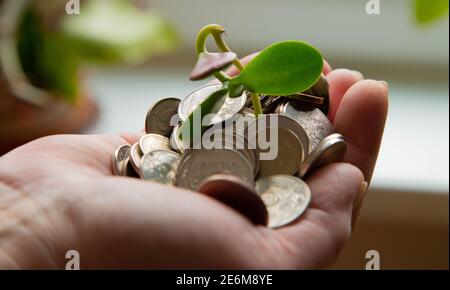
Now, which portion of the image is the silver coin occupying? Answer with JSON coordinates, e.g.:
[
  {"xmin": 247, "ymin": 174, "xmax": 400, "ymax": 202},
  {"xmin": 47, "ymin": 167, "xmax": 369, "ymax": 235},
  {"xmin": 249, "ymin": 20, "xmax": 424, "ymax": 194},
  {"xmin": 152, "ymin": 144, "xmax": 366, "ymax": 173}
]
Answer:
[
  {"xmin": 274, "ymin": 102, "xmax": 286, "ymax": 115},
  {"xmin": 176, "ymin": 149, "xmax": 255, "ymax": 191},
  {"xmin": 261, "ymin": 96, "xmax": 283, "ymax": 114},
  {"xmin": 247, "ymin": 95, "xmax": 269, "ymax": 110},
  {"xmin": 178, "ymin": 84, "xmax": 247, "ymax": 126},
  {"xmin": 309, "ymin": 74, "xmax": 330, "ymax": 116},
  {"xmin": 139, "ymin": 134, "xmax": 171, "ymax": 155},
  {"xmin": 145, "ymin": 97, "xmax": 181, "ymax": 137},
  {"xmin": 232, "ymin": 132, "xmax": 259, "ymax": 177},
  {"xmin": 223, "ymin": 110, "xmax": 256, "ymax": 132},
  {"xmin": 201, "ymin": 126, "xmax": 259, "ymax": 176},
  {"xmin": 141, "ymin": 150, "xmax": 181, "ymax": 185},
  {"xmin": 113, "ymin": 145, "xmax": 131, "ymax": 176},
  {"xmin": 247, "ymin": 95, "xmax": 281, "ymax": 114},
  {"xmin": 278, "ymin": 103, "xmax": 334, "ymax": 152},
  {"xmin": 245, "ymin": 114, "xmax": 309, "ymax": 176},
  {"xmin": 170, "ymin": 124, "xmax": 185, "ymax": 154},
  {"xmin": 277, "ymin": 114, "xmax": 310, "ymax": 159},
  {"xmin": 242, "ymin": 108, "xmax": 257, "ymax": 118},
  {"xmin": 223, "ymin": 130, "xmax": 259, "ymax": 176},
  {"xmin": 130, "ymin": 143, "xmax": 143, "ymax": 173},
  {"xmin": 256, "ymin": 175, "xmax": 312, "ymax": 228},
  {"xmin": 258, "ymin": 127, "xmax": 304, "ymax": 177},
  {"xmin": 297, "ymin": 109, "xmax": 334, "ymax": 152},
  {"xmin": 245, "ymin": 94, "xmax": 264, "ymax": 108},
  {"xmin": 299, "ymin": 133, "xmax": 347, "ymax": 178},
  {"xmin": 125, "ymin": 158, "xmax": 140, "ymax": 178}
]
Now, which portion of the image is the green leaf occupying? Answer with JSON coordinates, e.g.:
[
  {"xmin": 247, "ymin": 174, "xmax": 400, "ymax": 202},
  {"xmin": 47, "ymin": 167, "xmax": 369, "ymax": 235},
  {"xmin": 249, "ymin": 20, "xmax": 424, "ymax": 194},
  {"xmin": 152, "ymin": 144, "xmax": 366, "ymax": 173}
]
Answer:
[
  {"xmin": 61, "ymin": 0, "xmax": 177, "ymax": 64},
  {"xmin": 18, "ymin": 8, "xmax": 79, "ymax": 102},
  {"xmin": 37, "ymin": 34, "xmax": 80, "ymax": 102},
  {"xmin": 415, "ymin": 0, "xmax": 449, "ymax": 24},
  {"xmin": 179, "ymin": 85, "xmax": 229, "ymax": 143},
  {"xmin": 228, "ymin": 84, "xmax": 245, "ymax": 98},
  {"xmin": 230, "ymin": 41, "xmax": 323, "ymax": 96}
]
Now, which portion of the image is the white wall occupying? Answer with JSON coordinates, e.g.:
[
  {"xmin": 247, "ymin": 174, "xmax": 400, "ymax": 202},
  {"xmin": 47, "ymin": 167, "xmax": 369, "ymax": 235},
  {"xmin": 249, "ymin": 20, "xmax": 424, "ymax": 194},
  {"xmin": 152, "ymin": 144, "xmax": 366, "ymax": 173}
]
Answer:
[{"xmin": 150, "ymin": 0, "xmax": 449, "ymax": 68}]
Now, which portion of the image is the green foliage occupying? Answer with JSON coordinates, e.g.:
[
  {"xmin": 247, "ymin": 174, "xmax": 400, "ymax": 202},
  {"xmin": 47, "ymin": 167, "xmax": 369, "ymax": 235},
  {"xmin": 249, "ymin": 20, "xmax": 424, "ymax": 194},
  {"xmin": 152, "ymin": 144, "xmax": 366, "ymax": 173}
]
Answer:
[
  {"xmin": 230, "ymin": 41, "xmax": 323, "ymax": 96},
  {"xmin": 18, "ymin": 8, "xmax": 79, "ymax": 102},
  {"xmin": 61, "ymin": 0, "xmax": 177, "ymax": 64},
  {"xmin": 182, "ymin": 24, "xmax": 325, "ymax": 138},
  {"xmin": 38, "ymin": 35, "xmax": 80, "ymax": 102},
  {"xmin": 415, "ymin": 0, "xmax": 449, "ymax": 24},
  {"xmin": 16, "ymin": 0, "xmax": 177, "ymax": 103},
  {"xmin": 228, "ymin": 84, "xmax": 245, "ymax": 98}
]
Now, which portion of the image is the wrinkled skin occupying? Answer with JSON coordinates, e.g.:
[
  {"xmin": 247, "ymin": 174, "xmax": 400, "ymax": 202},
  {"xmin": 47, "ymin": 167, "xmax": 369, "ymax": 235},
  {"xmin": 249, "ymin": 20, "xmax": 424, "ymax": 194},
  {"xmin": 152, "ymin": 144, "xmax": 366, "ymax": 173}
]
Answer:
[{"xmin": 0, "ymin": 57, "xmax": 388, "ymax": 269}]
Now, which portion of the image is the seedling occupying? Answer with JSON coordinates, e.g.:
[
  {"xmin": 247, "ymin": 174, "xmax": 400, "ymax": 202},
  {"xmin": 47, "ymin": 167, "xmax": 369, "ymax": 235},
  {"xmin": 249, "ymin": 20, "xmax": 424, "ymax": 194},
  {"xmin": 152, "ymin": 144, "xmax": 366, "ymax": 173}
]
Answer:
[{"xmin": 181, "ymin": 24, "xmax": 324, "ymax": 140}]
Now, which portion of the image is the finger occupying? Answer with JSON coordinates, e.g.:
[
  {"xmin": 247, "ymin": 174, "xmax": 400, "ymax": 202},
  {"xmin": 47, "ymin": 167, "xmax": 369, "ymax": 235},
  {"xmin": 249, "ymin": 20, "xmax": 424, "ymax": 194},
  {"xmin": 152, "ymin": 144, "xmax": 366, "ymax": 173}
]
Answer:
[
  {"xmin": 276, "ymin": 163, "xmax": 364, "ymax": 268},
  {"xmin": 322, "ymin": 60, "xmax": 332, "ymax": 75},
  {"xmin": 333, "ymin": 80, "xmax": 389, "ymax": 182},
  {"xmin": 119, "ymin": 131, "xmax": 145, "ymax": 145},
  {"xmin": 326, "ymin": 69, "xmax": 365, "ymax": 122}
]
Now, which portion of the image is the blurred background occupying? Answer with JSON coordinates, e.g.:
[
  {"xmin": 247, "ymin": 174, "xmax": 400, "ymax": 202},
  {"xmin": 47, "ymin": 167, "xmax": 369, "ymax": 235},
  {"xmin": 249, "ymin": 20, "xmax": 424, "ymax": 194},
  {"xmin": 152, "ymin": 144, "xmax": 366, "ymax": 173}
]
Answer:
[{"xmin": 0, "ymin": 0, "xmax": 448, "ymax": 269}]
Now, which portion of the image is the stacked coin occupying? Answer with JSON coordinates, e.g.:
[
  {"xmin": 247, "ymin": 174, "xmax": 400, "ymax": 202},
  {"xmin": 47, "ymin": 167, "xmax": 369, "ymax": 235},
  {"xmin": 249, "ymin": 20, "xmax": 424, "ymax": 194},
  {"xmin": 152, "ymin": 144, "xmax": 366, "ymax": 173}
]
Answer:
[
  {"xmin": 114, "ymin": 133, "xmax": 181, "ymax": 185},
  {"xmin": 112, "ymin": 81, "xmax": 347, "ymax": 228}
]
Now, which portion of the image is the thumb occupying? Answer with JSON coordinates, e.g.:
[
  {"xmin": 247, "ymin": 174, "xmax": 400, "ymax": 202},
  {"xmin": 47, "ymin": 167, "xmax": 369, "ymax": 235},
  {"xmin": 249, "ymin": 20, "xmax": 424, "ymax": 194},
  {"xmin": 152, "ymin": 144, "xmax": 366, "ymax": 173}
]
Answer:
[{"xmin": 276, "ymin": 163, "xmax": 364, "ymax": 268}]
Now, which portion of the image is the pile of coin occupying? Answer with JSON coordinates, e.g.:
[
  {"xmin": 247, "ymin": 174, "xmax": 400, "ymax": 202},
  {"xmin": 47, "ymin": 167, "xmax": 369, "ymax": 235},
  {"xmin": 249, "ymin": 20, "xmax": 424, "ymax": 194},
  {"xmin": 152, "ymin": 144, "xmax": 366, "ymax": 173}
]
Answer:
[{"xmin": 113, "ymin": 76, "xmax": 347, "ymax": 228}]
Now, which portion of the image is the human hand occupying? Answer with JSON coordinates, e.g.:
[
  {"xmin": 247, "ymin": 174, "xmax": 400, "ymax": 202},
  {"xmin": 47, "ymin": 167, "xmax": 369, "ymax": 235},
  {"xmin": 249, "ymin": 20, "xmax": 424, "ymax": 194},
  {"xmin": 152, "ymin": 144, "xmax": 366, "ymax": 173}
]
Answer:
[{"xmin": 0, "ymin": 57, "xmax": 388, "ymax": 269}]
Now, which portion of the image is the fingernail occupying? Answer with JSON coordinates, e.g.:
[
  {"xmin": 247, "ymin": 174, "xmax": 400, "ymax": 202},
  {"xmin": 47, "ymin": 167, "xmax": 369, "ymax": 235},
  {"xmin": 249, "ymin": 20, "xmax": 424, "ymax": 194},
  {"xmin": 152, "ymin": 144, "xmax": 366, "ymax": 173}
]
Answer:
[
  {"xmin": 379, "ymin": 80, "xmax": 389, "ymax": 89},
  {"xmin": 352, "ymin": 181, "xmax": 369, "ymax": 230},
  {"xmin": 354, "ymin": 181, "xmax": 369, "ymax": 207}
]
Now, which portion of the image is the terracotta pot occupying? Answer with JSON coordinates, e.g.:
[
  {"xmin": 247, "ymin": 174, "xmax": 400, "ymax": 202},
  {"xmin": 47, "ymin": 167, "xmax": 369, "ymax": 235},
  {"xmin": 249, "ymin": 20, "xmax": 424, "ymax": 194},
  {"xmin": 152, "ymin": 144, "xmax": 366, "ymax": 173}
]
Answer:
[
  {"xmin": 0, "ymin": 0, "xmax": 99, "ymax": 155},
  {"xmin": 0, "ymin": 92, "xmax": 99, "ymax": 155}
]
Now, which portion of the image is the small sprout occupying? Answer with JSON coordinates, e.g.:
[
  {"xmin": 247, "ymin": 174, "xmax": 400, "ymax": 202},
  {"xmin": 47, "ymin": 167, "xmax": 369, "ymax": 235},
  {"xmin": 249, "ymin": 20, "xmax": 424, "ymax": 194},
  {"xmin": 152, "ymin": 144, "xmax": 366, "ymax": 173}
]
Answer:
[
  {"xmin": 181, "ymin": 24, "xmax": 325, "ymax": 140},
  {"xmin": 190, "ymin": 52, "xmax": 237, "ymax": 81}
]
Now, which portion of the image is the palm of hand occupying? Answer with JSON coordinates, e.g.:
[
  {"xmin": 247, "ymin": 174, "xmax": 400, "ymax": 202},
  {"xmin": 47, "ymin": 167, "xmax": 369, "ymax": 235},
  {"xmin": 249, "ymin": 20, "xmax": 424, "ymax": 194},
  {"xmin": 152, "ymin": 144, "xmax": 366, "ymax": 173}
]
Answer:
[{"xmin": 0, "ymin": 63, "xmax": 388, "ymax": 269}]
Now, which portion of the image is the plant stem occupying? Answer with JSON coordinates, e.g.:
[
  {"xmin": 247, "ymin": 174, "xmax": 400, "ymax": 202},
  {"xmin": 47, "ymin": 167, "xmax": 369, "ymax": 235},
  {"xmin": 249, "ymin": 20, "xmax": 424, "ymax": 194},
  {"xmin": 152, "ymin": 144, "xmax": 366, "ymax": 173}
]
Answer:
[
  {"xmin": 195, "ymin": 24, "xmax": 234, "ymax": 83},
  {"xmin": 196, "ymin": 25, "xmax": 244, "ymax": 71},
  {"xmin": 212, "ymin": 30, "xmax": 260, "ymax": 114},
  {"xmin": 195, "ymin": 24, "xmax": 263, "ymax": 116},
  {"xmin": 212, "ymin": 33, "xmax": 244, "ymax": 71},
  {"xmin": 250, "ymin": 92, "xmax": 263, "ymax": 117},
  {"xmin": 215, "ymin": 71, "xmax": 230, "ymax": 83},
  {"xmin": 195, "ymin": 24, "xmax": 225, "ymax": 55}
]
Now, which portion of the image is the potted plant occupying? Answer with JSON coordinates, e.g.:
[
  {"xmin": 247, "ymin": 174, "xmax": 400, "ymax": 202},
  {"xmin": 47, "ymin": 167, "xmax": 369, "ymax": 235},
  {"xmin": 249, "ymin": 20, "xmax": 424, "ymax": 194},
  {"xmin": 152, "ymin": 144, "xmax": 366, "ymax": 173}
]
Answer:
[{"xmin": 0, "ymin": 0, "xmax": 177, "ymax": 154}]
